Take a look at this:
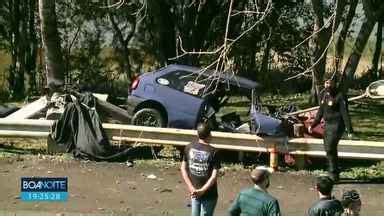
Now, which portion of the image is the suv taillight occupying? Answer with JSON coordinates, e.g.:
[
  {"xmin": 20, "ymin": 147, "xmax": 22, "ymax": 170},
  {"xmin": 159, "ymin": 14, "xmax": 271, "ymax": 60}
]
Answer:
[{"xmin": 130, "ymin": 78, "xmax": 140, "ymax": 91}]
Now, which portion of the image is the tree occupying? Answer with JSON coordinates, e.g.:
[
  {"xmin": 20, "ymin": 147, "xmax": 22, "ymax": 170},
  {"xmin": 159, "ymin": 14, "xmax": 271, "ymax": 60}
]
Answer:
[
  {"xmin": 39, "ymin": 0, "xmax": 65, "ymax": 91},
  {"xmin": 334, "ymin": 0, "xmax": 358, "ymax": 75},
  {"xmin": 0, "ymin": 0, "xmax": 39, "ymax": 99},
  {"xmin": 307, "ymin": 0, "xmax": 345, "ymax": 104},
  {"xmin": 51, "ymin": 1, "xmax": 138, "ymax": 95},
  {"xmin": 370, "ymin": 18, "xmax": 383, "ymax": 80},
  {"xmin": 341, "ymin": 0, "xmax": 384, "ymax": 93},
  {"xmin": 106, "ymin": 2, "xmax": 139, "ymax": 81}
]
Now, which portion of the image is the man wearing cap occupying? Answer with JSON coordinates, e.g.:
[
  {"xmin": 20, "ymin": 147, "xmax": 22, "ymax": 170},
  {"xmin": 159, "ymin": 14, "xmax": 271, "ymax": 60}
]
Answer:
[
  {"xmin": 228, "ymin": 167, "xmax": 281, "ymax": 216},
  {"xmin": 308, "ymin": 176, "xmax": 344, "ymax": 216}
]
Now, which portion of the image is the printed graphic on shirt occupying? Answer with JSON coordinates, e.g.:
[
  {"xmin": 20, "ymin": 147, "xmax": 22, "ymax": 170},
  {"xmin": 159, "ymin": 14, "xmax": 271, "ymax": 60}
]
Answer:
[{"xmin": 188, "ymin": 148, "xmax": 210, "ymax": 177}]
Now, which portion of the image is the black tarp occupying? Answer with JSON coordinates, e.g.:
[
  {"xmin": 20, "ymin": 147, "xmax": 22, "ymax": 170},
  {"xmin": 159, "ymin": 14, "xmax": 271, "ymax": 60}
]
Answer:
[
  {"xmin": 0, "ymin": 105, "xmax": 19, "ymax": 117},
  {"xmin": 50, "ymin": 92, "xmax": 132, "ymax": 161}
]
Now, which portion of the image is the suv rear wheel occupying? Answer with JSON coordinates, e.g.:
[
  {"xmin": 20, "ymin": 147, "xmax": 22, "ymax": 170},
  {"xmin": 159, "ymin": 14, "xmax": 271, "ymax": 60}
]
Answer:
[{"xmin": 132, "ymin": 108, "xmax": 165, "ymax": 127}]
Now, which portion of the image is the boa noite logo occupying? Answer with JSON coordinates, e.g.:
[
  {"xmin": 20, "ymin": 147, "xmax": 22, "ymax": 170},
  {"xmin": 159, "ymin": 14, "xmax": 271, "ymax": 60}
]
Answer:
[{"xmin": 20, "ymin": 177, "xmax": 68, "ymax": 201}]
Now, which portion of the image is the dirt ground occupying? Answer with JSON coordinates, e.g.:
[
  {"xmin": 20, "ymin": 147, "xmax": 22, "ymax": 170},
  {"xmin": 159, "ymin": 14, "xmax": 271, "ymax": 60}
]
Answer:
[{"xmin": 1, "ymin": 155, "xmax": 384, "ymax": 216}]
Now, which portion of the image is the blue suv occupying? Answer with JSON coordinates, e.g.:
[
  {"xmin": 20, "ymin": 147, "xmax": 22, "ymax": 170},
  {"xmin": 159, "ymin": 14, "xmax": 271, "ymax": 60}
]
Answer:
[{"xmin": 127, "ymin": 64, "xmax": 285, "ymax": 136}]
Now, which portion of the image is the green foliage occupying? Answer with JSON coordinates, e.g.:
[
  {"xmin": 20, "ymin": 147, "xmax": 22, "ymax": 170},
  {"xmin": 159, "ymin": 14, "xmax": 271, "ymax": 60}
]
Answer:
[
  {"xmin": 69, "ymin": 32, "xmax": 115, "ymax": 93},
  {"xmin": 342, "ymin": 161, "xmax": 384, "ymax": 179},
  {"xmin": 0, "ymin": 51, "xmax": 10, "ymax": 92},
  {"xmin": 55, "ymin": 0, "xmax": 149, "ymax": 95}
]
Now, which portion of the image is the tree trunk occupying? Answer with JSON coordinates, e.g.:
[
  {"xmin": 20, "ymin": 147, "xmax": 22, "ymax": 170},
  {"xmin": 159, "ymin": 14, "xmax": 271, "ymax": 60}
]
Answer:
[
  {"xmin": 26, "ymin": 0, "xmax": 38, "ymax": 94},
  {"xmin": 8, "ymin": 0, "xmax": 17, "ymax": 98},
  {"xmin": 108, "ymin": 12, "xmax": 135, "ymax": 81},
  {"xmin": 308, "ymin": 0, "xmax": 346, "ymax": 104},
  {"xmin": 14, "ymin": 0, "xmax": 27, "ymax": 98},
  {"xmin": 340, "ymin": 1, "xmax": 384, "ymax": 92},
  {"xmin": 38, "ymin": 0, "xmax": 64, "ymax": 91},
  {"xmin": 9, "ymin": 0, "xmax": 27, "ymax": 99},
  {"xmin": 341, "ymin": 17, "xmax": 376, "ymax": 93},
  {"xmin": 371, "ymin": 20, "xmax": 382, "ymax": 80},
  {"xmin": 335, "ymin": 0, "xmax": 358, "ymax": 75},
  {"xmin": 260, "ymin": 35, "xmax": 271, "ymax": 79},
  {"xmin": 147, "ymin": 0, "xmax": 176, "ymax": 66},
  {"xmin": 309, "ymin": 0, "xmax": 328, "ymax": 105}
]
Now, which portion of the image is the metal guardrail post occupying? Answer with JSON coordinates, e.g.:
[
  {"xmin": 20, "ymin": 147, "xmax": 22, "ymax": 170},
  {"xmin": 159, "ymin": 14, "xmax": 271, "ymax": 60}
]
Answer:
[{"xmin": 270, "ymin": 145, "xmax": 278, "ymax": 171}]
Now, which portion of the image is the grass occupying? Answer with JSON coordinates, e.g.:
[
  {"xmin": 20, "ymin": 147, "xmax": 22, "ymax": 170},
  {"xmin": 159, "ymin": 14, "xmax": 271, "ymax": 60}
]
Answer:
[
  {"xmin": 0, "ymin": 138, "xmax": 47, "ymax": 157},
  {"xmin": 348, "ymin": 99, "xmax": 384, "ymax": 140},
  {"xmin": 341, "ymin": 161, "xmax": 384, "ymax": 180}
]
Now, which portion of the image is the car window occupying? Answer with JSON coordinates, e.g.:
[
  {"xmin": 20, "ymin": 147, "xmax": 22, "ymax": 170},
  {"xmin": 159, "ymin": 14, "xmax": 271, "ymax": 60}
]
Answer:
[{"xmin": 158, "ymin": 70, "xmax": 208, "ymax": 97}]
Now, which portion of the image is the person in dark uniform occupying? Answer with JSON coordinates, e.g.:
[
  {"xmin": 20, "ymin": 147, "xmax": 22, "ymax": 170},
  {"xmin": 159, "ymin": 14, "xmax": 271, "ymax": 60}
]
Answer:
[{"xmin": 308, "ymin": 79, "xmax": 353, "ymax": 181}]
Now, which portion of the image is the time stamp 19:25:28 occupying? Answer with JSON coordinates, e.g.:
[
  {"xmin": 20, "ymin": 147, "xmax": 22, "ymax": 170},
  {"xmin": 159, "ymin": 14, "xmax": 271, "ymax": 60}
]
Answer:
[
  {"xmin": 21, "ymin": 192, "xmax": 68, "ymax": 201},
  {"xmin": 20, "ymin": 177, "xmax": 68, "ymax": 202}
]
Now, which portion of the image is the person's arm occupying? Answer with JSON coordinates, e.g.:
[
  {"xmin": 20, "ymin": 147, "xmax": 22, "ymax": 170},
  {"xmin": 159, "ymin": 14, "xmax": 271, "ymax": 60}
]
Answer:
[
  {"xmin": 195, "ymin": 169, "xmax": 218, "ymax": 196},
  {"xmin": 267, "ymin": 200, "xmax": 281, "ymax": 216},
  {"xmin": 311, "ymin": 104, "xmax": 324, "ymax": 128},
  {"xmin": 308, "ymin": 206, "xmax": 317, "ymax": 216},
  {"xmin": 309, "ymin": 104, "xmax": 324, "ymax": 134},
  {"xmin": 339, "ymin": 95, "xmax": 353, "ymax": 134},
  {"xmin": 181, "ymin": 160, "xmax": 195, "ymax": 195},
  {"xmin": 228, "ymin": 193, "xmax": 241, "ymax": 216},
  {"xmin": 195, "ymin": 150, "xmax": 221, "ymax": 196}
]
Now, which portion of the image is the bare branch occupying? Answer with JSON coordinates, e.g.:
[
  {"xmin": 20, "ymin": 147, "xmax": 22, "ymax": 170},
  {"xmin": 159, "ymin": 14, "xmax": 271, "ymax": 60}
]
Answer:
[
  {"xmin": 292, "ymin": 12, "xmax": 335, "ymax": 50},
  {"xmin": 285, "ymin": 29, "xmax": 336, "ymax": 81},
  {"xmin": 168, "ymin": 36, "xmax": 224, "ymax": 60},
  {"xmin": 285, "ymin": 1, "xmax": 344, "ymax": 82},
  {"xmin": 100, "ymin": 0, "xmax": 125, "ymax": 9},
  {"xmin": 168, "ymin": 0, "xmax": 272, "ymax": 92},
  {"xmin": 132, "ymin": 0, "xmax": 147, "ymax": 24},
  {"xmin": 230, "ymin": 0, "xmax": 272, "ymax": 45},
  {"xmin": 231, "ymin": 10, "xmax": 267, "ymax": 17}
]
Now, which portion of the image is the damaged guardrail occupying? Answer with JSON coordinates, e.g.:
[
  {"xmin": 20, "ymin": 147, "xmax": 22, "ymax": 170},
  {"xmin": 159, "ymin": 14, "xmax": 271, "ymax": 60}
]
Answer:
[
  {"xmin": 0, "ymin": 119, "xmax": 384, "ymax": 170},
  {"xmin": 0, "ymin": 118, "xmax": 279, "ymax": 152}
]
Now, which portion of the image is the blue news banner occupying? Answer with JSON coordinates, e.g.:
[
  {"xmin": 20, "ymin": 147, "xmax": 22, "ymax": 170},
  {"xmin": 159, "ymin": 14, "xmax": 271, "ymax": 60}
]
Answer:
[{"xmin": 21, "ymin": 177, "xmax": 68, "ymax": 201}]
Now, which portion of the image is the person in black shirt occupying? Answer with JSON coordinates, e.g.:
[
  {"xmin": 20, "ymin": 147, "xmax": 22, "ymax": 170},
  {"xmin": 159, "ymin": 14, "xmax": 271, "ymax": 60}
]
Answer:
[
  {"xmin": 181, "ymin": 122, "xmax": 221, "ymax": 216},
  {"xmin": 308, "ymin": 79, "xmax": 353, "ymax": 181},
  {"xmin": 308, "ymin": 176, "xmax": 344, "ymax": 216}
]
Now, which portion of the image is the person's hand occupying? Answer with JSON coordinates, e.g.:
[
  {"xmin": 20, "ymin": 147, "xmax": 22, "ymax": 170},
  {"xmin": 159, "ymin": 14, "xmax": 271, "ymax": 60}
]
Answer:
[
  {"xmin": 188, "ymin": 186, "xmax": 196, "ymax": 197},
  {"xmin": 308, "ymin": 126, "xmax": 312, "ymax": 134},
  {"xmin": 347, "ymin": 133, "xmax": 353, "ymax": 139},
  {"xmin": 193, "ymin": 188, "xmax": 206, "ymax": 198}
]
